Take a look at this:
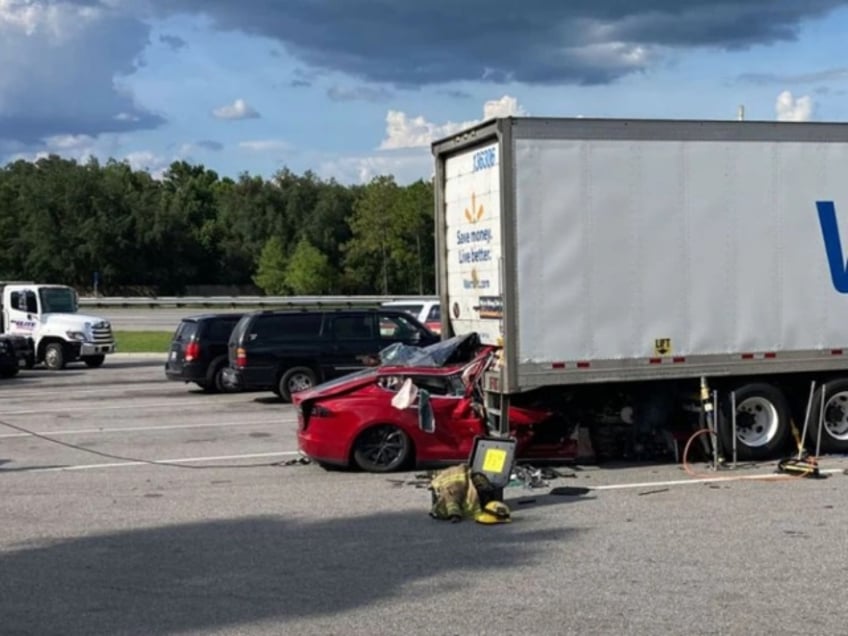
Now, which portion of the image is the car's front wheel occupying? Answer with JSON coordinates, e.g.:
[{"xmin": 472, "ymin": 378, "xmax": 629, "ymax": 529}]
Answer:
[
  {"xmin": 44, "ymin": 343, "xmax": 66, "ymax": 370},
  {"xmin": 352, "ymin": 425, "xmax": 412, "ymax": 472}
]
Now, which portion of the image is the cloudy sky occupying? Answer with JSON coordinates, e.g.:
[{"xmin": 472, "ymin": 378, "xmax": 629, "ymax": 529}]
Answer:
[{"xmin": 2, "ymin": 0, "xmax": 848, "ymax": 183}]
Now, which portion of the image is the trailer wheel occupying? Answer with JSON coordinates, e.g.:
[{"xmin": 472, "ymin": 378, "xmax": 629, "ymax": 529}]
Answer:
[
  {"xmin": 719, "ymin": 383, "xmax": 791, "ymax": 461},
  {"xmin": 808, "ymin": 379, "xmax": 848, "ymax": 454}
]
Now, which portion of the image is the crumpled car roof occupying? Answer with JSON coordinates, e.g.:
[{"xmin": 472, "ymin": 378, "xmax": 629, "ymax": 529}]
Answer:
[{"xmin": 379, "ymin": 332, "xmax": 482, "ymax": 368}]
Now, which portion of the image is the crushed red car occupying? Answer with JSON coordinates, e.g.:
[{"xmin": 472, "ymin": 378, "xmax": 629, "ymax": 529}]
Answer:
[{"xmin": 293, "ymin": 334, "xmax": 577, "ymax": 472}]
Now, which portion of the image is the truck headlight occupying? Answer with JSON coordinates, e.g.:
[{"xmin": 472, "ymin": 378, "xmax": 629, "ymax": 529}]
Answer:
[{"xmin": 66, "ymin": 331, "xmax": 86, "ymax": 341}]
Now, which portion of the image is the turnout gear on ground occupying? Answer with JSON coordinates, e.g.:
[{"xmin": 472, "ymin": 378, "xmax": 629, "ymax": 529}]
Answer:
[
  {"xmin": 470, "ymin": 471, "xmax": 499, "ymax": 506},
  {"xmin": 429, "ymin": 464, "xmax": 481, "ymax": 522}
]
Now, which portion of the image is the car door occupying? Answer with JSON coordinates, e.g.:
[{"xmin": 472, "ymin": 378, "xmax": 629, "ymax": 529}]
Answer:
[
  {"xmin": 326, "ymin": 312, "xmax": 379, "ymax": 378},
  {"xmin": 6, "ymin": 288, "xmax": 40, "ymax": 338},
  {"xmin": 401, "ymin": 374, "xmax": 485, "ymax": 462}
]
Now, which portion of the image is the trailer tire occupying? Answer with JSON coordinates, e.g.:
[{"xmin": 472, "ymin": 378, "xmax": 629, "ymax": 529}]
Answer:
[
  {"xmin": 719, "ymin": 383, "xmax": 791, "ymax": 461},
  {"xmin": 807, "ymin": 379, "xmax": 848, "ymax": 454}
]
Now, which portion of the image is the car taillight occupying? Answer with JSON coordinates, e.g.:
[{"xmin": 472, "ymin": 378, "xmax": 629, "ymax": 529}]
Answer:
[
  {"xmin": 184, "ymin": 341, "xmax": 200, "ymax": 362},
  {"xmin": 236, "ymin": 347, "xmax": 247, "ymax": 368},
  {"xmin": 312, "ymin": 404, "xmax": 332, "ymax": 418}
]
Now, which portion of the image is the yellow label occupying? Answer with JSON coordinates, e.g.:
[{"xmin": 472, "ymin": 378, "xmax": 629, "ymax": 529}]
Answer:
[
  {"xmin": 482, "ymin": 448, "xmax": 507, "ymax": 473},
  {"xmin": 654, "ymin": 338, "xmax": 672, "ymax": 356}
]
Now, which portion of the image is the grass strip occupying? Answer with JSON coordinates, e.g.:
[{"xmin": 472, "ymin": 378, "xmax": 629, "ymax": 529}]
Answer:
[{"xmin": 114, "ymin": 331, "xmax": 172, "ymax": 353}]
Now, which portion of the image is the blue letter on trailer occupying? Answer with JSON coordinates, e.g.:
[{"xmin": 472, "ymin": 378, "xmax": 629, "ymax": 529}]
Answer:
[{"xmin": 817, "ymin": 201, "xmax": 848, "ymax": 293}]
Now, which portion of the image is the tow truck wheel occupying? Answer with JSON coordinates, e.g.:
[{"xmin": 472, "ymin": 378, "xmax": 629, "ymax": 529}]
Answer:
[
  {"xmin": 808, "ymin": 378, "xmax": 848, "ymax": 454},
  {"xmin": 44, "ymin": 343, "xmax": 66, "ymax": 370},
  {"xmin": 718, "ymin": 383, "xmax": 790, "ymax": 461},
  {"xmin": 352, "ymin": 424, "xmax": 412, "ymax": 472},
  {"xmin": 83, "ymin": 355, "xmax": 105, "ymax": 368}
]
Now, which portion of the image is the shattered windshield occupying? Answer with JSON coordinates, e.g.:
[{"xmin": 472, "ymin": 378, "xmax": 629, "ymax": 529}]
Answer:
[{"xmin": 38, "ymin": 287, "xmax": 77, "ymax": 313}]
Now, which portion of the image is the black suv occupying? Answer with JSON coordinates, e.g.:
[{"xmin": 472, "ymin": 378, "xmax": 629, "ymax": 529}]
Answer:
[
  {"xmin": 225, "ymin": 308, "xmax": 439, "ymax": 401},
  {"xmin": 165, "ymin": 313, "xmax": 244, "ymax": 392}
]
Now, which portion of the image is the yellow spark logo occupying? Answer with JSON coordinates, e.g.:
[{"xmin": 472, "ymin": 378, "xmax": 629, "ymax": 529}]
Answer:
[{"xmin": 464, "ymin": 192, "xmax": 484, "ymax": 224}]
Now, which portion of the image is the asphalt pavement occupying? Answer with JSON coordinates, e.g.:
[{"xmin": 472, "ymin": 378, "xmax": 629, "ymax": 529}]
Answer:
[{"xmin": 2, "ymin": 358, "xmax": 848, "ymax": 635}]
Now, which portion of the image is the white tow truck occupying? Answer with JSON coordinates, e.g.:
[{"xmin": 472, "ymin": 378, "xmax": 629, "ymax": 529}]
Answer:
[{"xmin": 0, "ymin": 282, "xmax": 116, "ymax": 370}]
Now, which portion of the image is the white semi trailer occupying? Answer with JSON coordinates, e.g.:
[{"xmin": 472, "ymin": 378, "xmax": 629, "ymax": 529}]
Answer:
[{"xmin": 432, "ymin": 117, "xmax": 848, "ymax": 461}]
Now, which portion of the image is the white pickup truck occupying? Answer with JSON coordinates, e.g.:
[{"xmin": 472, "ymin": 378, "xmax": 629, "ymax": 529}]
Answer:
[{"xmin": 0, "ymin": 282, "xmax": 116, "ymax": 369}]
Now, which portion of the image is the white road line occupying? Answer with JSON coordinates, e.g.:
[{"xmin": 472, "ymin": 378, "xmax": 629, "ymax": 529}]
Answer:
[
  {"xmin": 586, "ymin": 468, "xmax": 845, "ymax": 491},
  {"xmin": 2, "ymin": 400, "xmax": 277, "ymax": 415},
  {"xmin": 0, "ymin": 419, "xmax": 295, "ymax": 439},
  {"xmin": 0, "ymin": 386, "xmax": 172, "ymax": 399},
  {"xmin": 24, "ymin": 451, "xmax": 302, "ymax": 473}
]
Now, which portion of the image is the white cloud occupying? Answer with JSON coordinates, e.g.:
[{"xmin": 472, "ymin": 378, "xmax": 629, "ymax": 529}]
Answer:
[
  {"xmin": 775, "ymin": 90, "xmax": 813, "ymax": 122},
  {"xmin": 482, "ymin": 95, "xmax": 528, "ymax": 119},
  {"xmin": 42, "ymin": 134, "xmax": 97, "ymax": 151},
  {"xmin": 124, "ymin": 150, "xmax": 168, "ymax": 172},
  {"xmin": 318, "ymin": 150, "xmax": 433, "ymax": 185},
  {"xmin": 238, "ymin": 139, "xmax": 290, "ymax": 152},
  {"xmin": 380, "ymin": 94, "xmax": 527, "ymax": 150},
  {"xmin": 212, "ymin": 98, "xmax": 260, "ymax": 120}
]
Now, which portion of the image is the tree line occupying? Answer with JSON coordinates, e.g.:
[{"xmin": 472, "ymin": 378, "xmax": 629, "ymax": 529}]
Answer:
[{"xmin": 0, "ymin": 156, "xmax": 436, "ymax": 296}]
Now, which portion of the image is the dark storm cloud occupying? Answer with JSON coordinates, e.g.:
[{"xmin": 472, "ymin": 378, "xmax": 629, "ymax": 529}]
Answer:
[
  {"xmin": 159, "ymin": 34, "xmax": 187, "ymax": 51},
  {"xmin": 326, "ymin": 85, "xmax": 393, "ymax": 102},
  {"xmin": 738, "ymin": 67, "xmax": 848, "ymax": 85},
  {"xmin": 157, "ymin": 0, "xmax": 848, "ymax": 85},
  {"xmin": 0, "ymin": 2, "xmax": 165, "ymax": 144}
]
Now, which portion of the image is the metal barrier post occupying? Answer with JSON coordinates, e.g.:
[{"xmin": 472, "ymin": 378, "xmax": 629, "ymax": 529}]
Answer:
[
  {"xmin": 798, "ymin": 381, "xmax": 816, "ymax": 460},
  {"xmin": 731, "ymin": 391, "xmax": 737, "ymax": 468},
  {"xmin": 712, "ymin": 390, "xmax": 719, "ymax": 470},
  {"xmin": 816, "ymin": 386, "xmax": 826, "ymax": 458}
]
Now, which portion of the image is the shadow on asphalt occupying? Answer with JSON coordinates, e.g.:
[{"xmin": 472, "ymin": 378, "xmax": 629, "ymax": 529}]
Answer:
[
  {"xmin": 253, "ymin": 396, "xmax": 285, "ymax": 405},
  {"xmin": 1, "ymin": 513, "xmax": 579, "ymax": 635}
]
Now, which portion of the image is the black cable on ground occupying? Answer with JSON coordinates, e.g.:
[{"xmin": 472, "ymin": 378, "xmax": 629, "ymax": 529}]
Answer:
[{"xmin": 0, "ymin": 418, "xmax": 304, "ymax": 470}]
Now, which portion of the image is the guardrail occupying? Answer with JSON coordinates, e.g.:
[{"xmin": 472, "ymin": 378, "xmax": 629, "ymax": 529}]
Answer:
[{"xmin": 78, "ymin": 295, "xmax": 436, "ymax": 308}]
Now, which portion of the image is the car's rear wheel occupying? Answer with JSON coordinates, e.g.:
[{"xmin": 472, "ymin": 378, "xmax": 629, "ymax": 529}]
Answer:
[
  {"xmin": 278, "ymin": 366, "xmax": 317, "ymax": 402},
  {"xmin": 352, "ymin": 425, "xmax": 412, "ymax": 472},
  {"xmin": 204, "ymin": 360, "xmax": 228, "ymax": 393}
]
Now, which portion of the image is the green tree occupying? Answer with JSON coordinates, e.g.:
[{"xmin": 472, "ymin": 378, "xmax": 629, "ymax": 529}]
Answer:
[
  {"xmin": 343, "ymin": 176, "xmax": 399, "ymax": 293},
  {"xmin": 253, "ymin": 236, "xmax": 288, "ymax": 294},
  {"xmin": 342, "ymin": 176, "xmax": 436, "ymax": 294},
  {"xmin": 284, "ymin": 236, "xmax": 334, "ymax": 294}
]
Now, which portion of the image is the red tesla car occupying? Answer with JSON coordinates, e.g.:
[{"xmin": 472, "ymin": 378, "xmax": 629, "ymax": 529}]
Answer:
[{"xmin": 293, "ymin": 342, "xmax": 577, "ymax": 472}]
